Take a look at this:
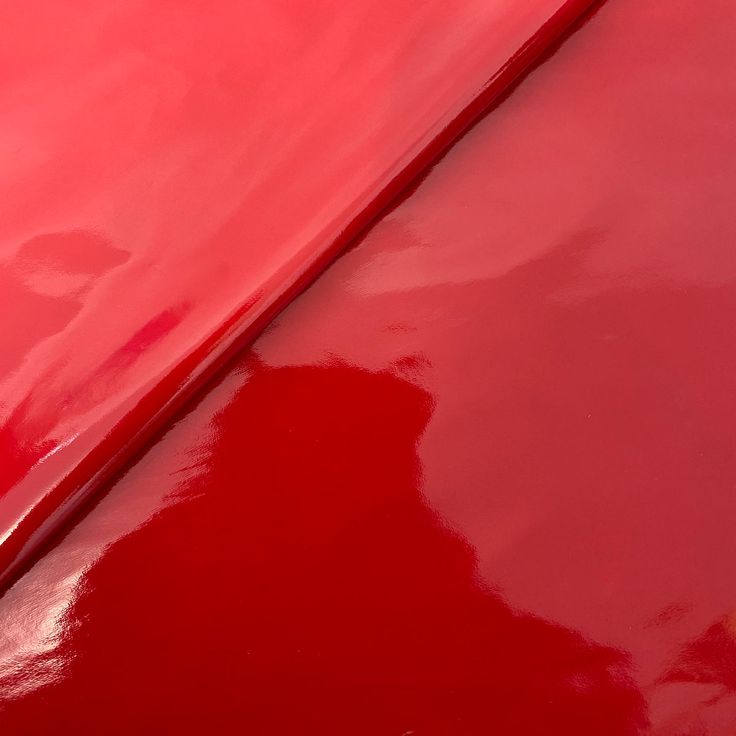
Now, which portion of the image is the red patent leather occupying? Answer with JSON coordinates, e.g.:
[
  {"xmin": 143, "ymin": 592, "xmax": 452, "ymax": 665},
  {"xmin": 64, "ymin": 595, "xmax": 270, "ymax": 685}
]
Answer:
[
  {"xmin": 0, "ymin": 0, "xmax": 592, "ymax": 586},
  {"xmin": 3, "ymin": 0, "xmax": 736, "ymax": 733}
]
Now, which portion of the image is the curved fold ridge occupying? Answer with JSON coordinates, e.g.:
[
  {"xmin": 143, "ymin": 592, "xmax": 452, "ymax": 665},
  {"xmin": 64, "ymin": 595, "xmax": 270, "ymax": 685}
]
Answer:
[{"xmin": 0, "ymin": 0, "xmax": 593, "ymax": 585}]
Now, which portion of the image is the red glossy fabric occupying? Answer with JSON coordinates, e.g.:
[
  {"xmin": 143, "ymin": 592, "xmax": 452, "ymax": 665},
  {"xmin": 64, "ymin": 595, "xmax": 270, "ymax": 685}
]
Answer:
[
  {"xmin": 0, "ymin": 0, "xmax": 592, "ymax": 586},
  {"xmin": 4, "ymin": 0, "xmax": 736, "ymax": 732}
]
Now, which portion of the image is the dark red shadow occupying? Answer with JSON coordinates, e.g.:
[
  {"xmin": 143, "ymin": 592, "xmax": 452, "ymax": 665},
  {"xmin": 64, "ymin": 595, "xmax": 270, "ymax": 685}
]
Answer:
[{"xmin": 0, "ymin": 359, "xmax": 645, "ymax": 735}]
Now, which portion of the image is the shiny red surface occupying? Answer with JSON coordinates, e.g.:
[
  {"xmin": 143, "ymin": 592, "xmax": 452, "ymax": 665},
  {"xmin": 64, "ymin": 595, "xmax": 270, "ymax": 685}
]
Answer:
[
  {"xmin": 3, "ymin": 0, "xmax": 736, "ymax": 732},
  {"xmin": 0, "ymin": 0, "xmax": 591, "ymax": 585}
]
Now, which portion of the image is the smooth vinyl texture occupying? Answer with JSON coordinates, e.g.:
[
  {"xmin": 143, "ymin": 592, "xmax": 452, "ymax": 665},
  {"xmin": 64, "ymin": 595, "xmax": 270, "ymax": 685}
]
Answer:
[
  {"xmin": 0, "ymin": 0, "xmax": 594, "ymax": 586},
  {"xmin": 3, "ymin": 0, "xmax": 736, "ymax": 732}
]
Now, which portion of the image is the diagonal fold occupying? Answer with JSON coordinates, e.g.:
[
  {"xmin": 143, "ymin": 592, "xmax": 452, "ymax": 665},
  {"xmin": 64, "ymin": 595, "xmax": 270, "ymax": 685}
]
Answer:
[{"xmin": 0, "ymin": 0, "xmax": 594, "ymax": 586}]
